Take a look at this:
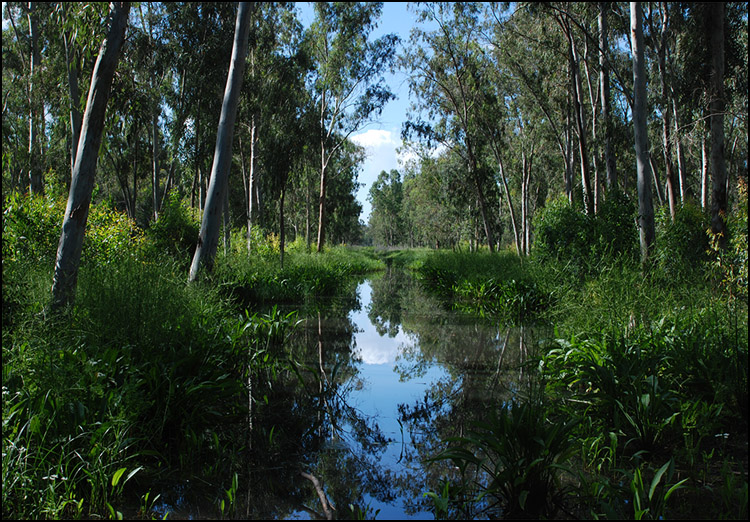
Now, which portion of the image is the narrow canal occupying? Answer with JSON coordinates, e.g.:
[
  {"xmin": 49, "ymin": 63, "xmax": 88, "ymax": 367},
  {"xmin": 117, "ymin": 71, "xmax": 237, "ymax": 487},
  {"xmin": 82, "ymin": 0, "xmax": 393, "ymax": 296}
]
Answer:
[
  {"xmin": 282, "ymin": 269, "xmax": 541, "ymax": 519},
  {"xmin": 150, "ymin": 268, "xmax": 542, "ymax": 519}
]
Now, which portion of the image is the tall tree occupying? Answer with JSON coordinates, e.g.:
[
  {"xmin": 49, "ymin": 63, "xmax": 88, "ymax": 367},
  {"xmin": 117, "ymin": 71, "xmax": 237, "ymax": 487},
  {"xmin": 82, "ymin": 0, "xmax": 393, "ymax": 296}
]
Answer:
[
  {"xmin": 403, "ymin": 2, "xmax": 498, "ymax": 251},
  {"xmin": 50, "ymin": 2, "xmax": 130, "ymax": 310},
  {"xmin": 188, "ymin": 2, "xmax": 253, "ymax": 282},
  {"xmin": 630, "ymin": 2, "xmax": 655, "ymax": 264},
  {"xmin": 368, "ymin": 169, "xmax": 404, "ymax": 247},
  {"xmin": 599, "ymin": 2, "xmax": 617, "ymax": 192},
  {"xmin": 708, "ymin": 2, "xmax": 728, "ymax": 249},
  {"xmin": 305, "ymin": 2, "xmax": 397, "ymax": 252}
]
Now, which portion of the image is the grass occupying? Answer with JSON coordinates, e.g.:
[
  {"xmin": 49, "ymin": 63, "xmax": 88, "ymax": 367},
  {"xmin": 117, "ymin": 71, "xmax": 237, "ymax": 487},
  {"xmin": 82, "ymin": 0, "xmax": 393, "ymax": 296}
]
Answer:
[
  {"xmin": 3, "ymin": 192, "xmax": 747, "ymax": 519},
  {"xmin": 413, "ymin": 244, "xmax": 747, "ymax": 519}
]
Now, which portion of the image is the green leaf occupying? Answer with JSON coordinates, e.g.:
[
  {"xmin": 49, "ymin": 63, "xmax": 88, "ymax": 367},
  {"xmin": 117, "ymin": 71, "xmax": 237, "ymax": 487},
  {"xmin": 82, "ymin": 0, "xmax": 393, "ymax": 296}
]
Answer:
[
  {"xmin": 111, "ymin": 467, "xmax": 127, "ymax": 487},
  {"xmin": 648, "ymin": 461, "xmax": 671, "ymax": 501}
]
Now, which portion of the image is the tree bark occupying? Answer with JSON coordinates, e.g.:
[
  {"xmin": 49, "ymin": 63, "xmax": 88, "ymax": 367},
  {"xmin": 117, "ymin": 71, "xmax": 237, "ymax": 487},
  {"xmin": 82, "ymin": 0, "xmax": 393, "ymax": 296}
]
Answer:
[
  {"xmin": 51, "ymin": 2, "xmax": 130, "ymax": 310},
  {"xmin": 63, "ymin": 14, "xmax": 82, "ymax": 176},
  {"xmin": 27, "ymin": 2, "xmax": 43, "ymax": 195},
  {"xmin": 152, "ymin": 111, "xmax": 160, "ymax": 221},
  {"xmin": 657, "ymin": 2, "xmax": 677, "ymax": 221},
  {"xmin": 708, "ymin": 2, "xmax": 728, "ymax": 248},
  {"xmin": 189, "ymin": 2, "xmax": 253, "ymax": 281},
  {"xmin": 599, "ymin": 2, "xmax": 617, "ymax": 192},
  {"xmin": 630, "ymin": 2, "xmax": 655, "ymax": 265}
]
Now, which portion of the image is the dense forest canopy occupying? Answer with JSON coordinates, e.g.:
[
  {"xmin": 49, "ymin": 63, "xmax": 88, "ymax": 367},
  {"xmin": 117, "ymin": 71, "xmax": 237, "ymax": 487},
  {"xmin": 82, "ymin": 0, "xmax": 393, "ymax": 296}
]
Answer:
[{"xmin": 1, "ymin": 1, "xmax": 748, "ymax": 277}]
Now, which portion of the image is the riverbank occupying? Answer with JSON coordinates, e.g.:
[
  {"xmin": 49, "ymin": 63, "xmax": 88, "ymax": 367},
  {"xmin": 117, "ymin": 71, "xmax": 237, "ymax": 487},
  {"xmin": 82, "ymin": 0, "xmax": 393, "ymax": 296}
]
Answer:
[{"xmin": 3, "ymin": 193, "xmax": 747, "ymax": 519}]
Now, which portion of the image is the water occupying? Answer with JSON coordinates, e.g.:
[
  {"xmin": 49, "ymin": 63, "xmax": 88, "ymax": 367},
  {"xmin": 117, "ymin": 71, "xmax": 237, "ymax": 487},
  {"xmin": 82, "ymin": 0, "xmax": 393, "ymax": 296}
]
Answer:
[
  {"xmin": 149, "ymin": 269, "xmax": 540, "ymax": 520},
  {"xmin": 278, "ymin": 270, "xmax": 539, "ymax": 520}
]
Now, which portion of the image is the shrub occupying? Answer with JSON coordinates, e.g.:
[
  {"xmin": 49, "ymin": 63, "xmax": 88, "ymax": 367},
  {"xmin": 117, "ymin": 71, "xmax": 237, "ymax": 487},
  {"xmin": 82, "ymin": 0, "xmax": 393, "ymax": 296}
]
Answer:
[
  {"xmin": 594, "ymin": 190, "xmax": 638, "ymax": 262},
  {"xmin": 654, "ymin": 201, "xmax": 710, "ymax": 280},
  {"xmin": 2, "ymin": 192, "xmax": 64, "ymax": 264},
  {"xmin": 532, "ymin": 195, "xmax": 594, "ymax": 264},
  {"xmin": 144, "ymin": 191, "xmax": 199, "ymax": 262}
]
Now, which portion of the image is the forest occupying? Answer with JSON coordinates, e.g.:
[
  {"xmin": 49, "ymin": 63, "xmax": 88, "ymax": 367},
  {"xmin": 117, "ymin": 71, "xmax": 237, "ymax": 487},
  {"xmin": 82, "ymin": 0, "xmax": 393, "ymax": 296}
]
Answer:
[{"xmin": 2, "ymin": 1, "xmax": 748, "ymax": 520}]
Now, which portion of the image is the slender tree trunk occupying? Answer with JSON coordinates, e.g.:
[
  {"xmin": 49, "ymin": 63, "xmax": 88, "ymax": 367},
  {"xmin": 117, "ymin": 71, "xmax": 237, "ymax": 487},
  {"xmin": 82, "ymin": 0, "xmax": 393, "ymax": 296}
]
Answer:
[
  {"xmin": 630, "ymin": 2, "xmax": 655, "ymax": 264},
  {"xmin": 27, "ymin": 2, "xmax": 43, "ymax": 195},
  {"xmin": 51, "ymin": 2, "xmax": 130, "ymax": 310},
  {"xmin": 316, "ymin": 143, "xmax": 328, "ymax": 253},
  {"xmin": 247, "ymin": 113, "xmax": 258, "ymax": 252},
  {"xmin": 189, "ymin": 2, "xmax": 253, "ymax": 281},
  {"xmin": 701, "ymin": 132, "xmax": 708, "ymax": 209},
  {"xmin": 563, "ymin": 18, "xmax": 592, "ymax": 214},
  {"xmin": 280, "ymin": 187, "xmax": 286, "ymax": 269},
  {"xmin": 672, "ymin": 98, "xmax": 686, "ymax": 202},
  {"xmin": 496, "ymin": 152, "xmax": 521, "ymax": 256},
  {"xmin": 708, "ymin": 2, "xmax": 728, "ymax": 248},
  {"xmin": 132, "ymin": 124, "xmax": 139, "ymax": 218},
  {"xmin": 152, "ymin": 111, "xmax": 160, "ymax": 221},
  {"xmin": 599, "ymin": 2, "xmax": 617, "ymax": 191},
  {"xmin": 63, "ymin": 26, "xmax": 82, "ymax": 175},
  {"xmin": 658, "ymin": 2, "xmax": 677, "ymax": 220}
]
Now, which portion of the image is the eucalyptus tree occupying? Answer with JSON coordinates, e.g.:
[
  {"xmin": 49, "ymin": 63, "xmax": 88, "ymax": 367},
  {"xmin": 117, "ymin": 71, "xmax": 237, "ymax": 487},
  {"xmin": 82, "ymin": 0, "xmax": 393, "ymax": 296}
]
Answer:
[
  {"xmin": 304, "ymin": 2, "xmax": 398, "ymax": 252},
  {"xmin": 54, "ymin": 2, "xmax": 109, "ymax": 179},
  {"xmin": 163, "ymin": 2, "xmax": 236, "ymax": 210},
  {"xmin": 707, "ymin": 2, "xmax": 728, "ymax": 248},
  {"xmin": 50, "ymin": 2, "xmax": 131, "ymax": 310},
  {"xmin": 402, "ymin": 2, "xmax": 498, "ymax": 251},
  {"xmin": 630, "ymin": 2, "xmax": 656, "ymax": 264},
  {"xmin": 368, "ymin": 169, "xmax": 405, "ymax": 247},
  {"xmin": 237, "ymin": 1, "xmax": 307, "ymax": 253},
  {"xmin": 3, "ymin": 2, "xmax": 48, "ymax": 194},
  {"xmin": 189, "ymin": 2, "xmax": 253, "ymax": 282}
]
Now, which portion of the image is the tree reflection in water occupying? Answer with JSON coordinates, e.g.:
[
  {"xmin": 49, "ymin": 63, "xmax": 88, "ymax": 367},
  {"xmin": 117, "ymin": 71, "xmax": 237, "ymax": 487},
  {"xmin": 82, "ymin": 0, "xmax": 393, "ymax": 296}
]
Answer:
[{"xmin": 239, "ymin": 268, "xmax": 544, "ymax": 519}]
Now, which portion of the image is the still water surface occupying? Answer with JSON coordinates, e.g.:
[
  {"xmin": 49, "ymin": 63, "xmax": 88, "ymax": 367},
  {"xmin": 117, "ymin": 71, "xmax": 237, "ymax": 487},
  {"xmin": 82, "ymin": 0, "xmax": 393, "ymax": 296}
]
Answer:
[
  {"xmin": 282, "ymin": 270, "xmax": 539, "ymax": 520},
  {"xmin": 152, "ymin": 269, "xmax": 539, "ymax": 519}
]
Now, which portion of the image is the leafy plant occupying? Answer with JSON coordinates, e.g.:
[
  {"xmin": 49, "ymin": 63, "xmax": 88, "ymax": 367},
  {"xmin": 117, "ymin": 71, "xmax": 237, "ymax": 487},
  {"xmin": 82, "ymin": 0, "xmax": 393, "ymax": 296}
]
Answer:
[{"xmin": 427, "ymin": 397, "xmax": 577, "ymax": 518}]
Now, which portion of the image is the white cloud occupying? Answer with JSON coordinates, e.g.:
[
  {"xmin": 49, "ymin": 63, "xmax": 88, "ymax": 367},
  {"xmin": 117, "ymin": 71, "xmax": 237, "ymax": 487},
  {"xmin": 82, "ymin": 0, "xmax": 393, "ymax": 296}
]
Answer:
[{"xmin": 351, "ymin": 129, "xmax": 398, "ymax": 149}]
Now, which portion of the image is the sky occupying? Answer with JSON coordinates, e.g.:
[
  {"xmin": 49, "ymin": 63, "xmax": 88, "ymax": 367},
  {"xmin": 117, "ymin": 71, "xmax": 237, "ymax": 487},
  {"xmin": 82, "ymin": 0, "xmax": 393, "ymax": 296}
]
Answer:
[{"xmin": 297, "ymin": 2, "xmax": 425, "ymax": 223}]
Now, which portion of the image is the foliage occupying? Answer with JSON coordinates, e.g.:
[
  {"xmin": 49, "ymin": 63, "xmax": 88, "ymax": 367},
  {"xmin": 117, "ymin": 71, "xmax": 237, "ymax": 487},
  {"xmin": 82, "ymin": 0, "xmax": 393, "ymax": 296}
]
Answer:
[
  {"xmin": 2, "ymin": 192, "xmax": 65, "ymax": 265},
  {"xmin": 427, "ymin": 394, "xmax": 577, "ymax": 519},
  {"xmin": 654, "ymin": 201, "xmax": 711, "ymax": 280},
  {"xmin": 143, "ymin": 191, "xmax": 199, "ymax": 262},
  {"xmin": 532, "ymin": 195, "xmax": 595, "ymax": 264},
  {"xmin": 708, "ymin": 178, "xmax": 748, "ymax": 301},
  {"xmin": 532, "ymin": 193, "xmax": 638, "ymax": 275}
]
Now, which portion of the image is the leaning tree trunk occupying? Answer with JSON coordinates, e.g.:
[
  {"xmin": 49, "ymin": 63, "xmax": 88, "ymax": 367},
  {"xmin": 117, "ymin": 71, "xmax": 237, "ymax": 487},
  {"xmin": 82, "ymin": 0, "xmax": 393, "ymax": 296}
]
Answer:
[
  {"xmin": 658, "ymin": 2, "xmax": 677, "ymax": 221},
  {"xmin": 189, "ymin": 2, "xmax": 253, "ymax": 282},
  {"xmin": 50, "ymin": 2, "xmax": 130, "ymax": 311},
  {"xmin": 630, "ymin": 2, "xmax": 655, "ymax": 265}
]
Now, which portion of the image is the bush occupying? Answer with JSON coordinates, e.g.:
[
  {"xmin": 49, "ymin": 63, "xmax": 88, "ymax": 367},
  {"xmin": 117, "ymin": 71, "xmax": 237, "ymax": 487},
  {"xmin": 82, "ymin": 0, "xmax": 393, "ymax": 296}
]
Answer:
[
  {"xmin": 2, "ymin": 192, "xmax": 64, "ymax": 264},
  {"xmin": 593, "ymin": 190, "xmax": 638, "ymax": 262},
  {"xmin": 532, "ymin": 195, "xmax": 594, "ymax": 264},
  {"xmin": 654, "ymin": 201, "xmax": 710, "ymax": 280},
  {"xmin": 144, "ymin": 191, "xmax": 199, "ymax": 262},
  {"xmin": 533, "ymin": 192, "xmax": 638, "ymax": 273}
]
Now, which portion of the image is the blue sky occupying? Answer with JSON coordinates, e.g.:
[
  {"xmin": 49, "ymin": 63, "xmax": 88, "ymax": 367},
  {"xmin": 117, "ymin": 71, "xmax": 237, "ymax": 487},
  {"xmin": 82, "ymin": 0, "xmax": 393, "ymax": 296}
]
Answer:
[{"xmin": 297, "ymin": 2, "xmax": 424, "ymax": 223}]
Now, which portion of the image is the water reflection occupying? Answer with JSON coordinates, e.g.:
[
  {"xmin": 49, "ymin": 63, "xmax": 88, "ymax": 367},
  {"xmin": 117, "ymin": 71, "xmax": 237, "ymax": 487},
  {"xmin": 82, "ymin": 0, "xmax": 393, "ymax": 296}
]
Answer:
[{"xmin": 237, "ymin": 268, "xmax": 544, "ymax": 519}]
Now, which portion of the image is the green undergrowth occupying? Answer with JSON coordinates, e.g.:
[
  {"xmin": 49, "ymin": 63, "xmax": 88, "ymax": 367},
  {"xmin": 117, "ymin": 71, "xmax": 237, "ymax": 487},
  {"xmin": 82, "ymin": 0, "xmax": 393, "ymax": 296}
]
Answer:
[
  {"xmin": 414, "ymin": 249, "xmax": 548, "ymax": 325},
  {"xmin": 2, "ymin": 192, "xmax": 379, "ymax": 519},
  {"xmin": 415, "ymin": 192, "xmax": 747, "ymax": 519},
  {"xmin": 214, "ymin": 245, "xmax": 384, "ymax": 308}
]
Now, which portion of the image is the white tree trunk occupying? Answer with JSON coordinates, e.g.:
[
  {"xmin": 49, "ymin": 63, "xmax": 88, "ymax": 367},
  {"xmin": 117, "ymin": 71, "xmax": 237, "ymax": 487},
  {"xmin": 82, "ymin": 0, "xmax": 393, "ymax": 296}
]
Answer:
[
  {"xmin": 630, "ymin": 2, "xmax": 655, "ymax": 264},
  {"xmin": 51, "ymin": 2, "xmax": 130, "ymax": 310},
  {"xmin": 189, "ymin": 2, "xmax": 253, "ymax": 281}
]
